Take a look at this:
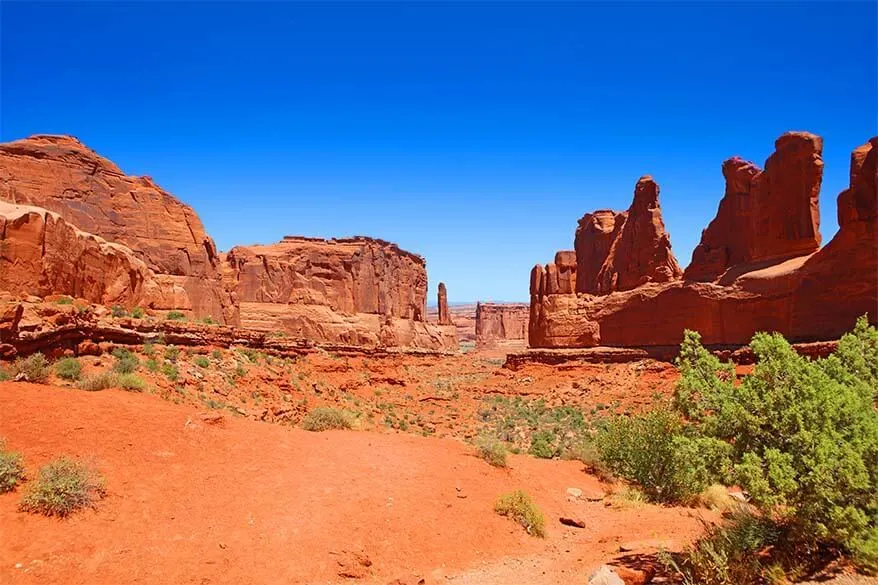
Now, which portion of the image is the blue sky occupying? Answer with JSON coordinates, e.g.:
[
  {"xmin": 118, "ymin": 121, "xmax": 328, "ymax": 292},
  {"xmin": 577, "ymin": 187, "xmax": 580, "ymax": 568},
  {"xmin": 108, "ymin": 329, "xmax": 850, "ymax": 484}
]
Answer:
[{"xmin": 2, "ymin": 2, "xmax": 875, "ymax": 302}]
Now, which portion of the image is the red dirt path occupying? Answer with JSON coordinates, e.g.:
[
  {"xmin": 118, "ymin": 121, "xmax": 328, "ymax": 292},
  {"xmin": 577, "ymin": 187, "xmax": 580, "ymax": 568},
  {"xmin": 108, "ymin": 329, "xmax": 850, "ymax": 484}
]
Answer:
[{"xmin": 0, "ymin": 382, "xmax": 707, "ymax": 584}]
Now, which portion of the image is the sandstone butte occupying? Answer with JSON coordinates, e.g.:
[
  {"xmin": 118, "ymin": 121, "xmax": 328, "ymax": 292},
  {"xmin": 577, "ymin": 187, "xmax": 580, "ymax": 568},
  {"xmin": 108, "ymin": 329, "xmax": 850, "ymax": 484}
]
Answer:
[
  {"xmin": 475, "ymin": 302, "xmax": 530, "ymax": 346},
  {"xmin": 0, "ymin": 134, "xmax": 456, "ymax": 351},
  {"xmin": 530, "ymin": 132, "xmax": 878, "ymax": 351}
]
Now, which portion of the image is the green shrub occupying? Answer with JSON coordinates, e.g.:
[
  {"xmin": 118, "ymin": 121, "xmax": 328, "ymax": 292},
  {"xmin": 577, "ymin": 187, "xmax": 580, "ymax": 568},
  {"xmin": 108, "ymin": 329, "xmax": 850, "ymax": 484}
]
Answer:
[
  {"xmin": 142, "ymin": 342, "xmax": 155, "ymax": 357},
  {"xmin": 11, "ymin": 353, "xmax": 50, "ymax": 383},
  {"xmin": 672, "ymin": 317, "xmax": 878, "ymax": 573},
  {"xmin": 76, "ymin": 372, "xmax": 119, "ymax": 391},
  {"xmin": 595, "ymin": 406, "xmax": 729, "ymax": 504},
  {"xmin": 55, "ymin": 296, "xmax": 73, "ymax": 305},
  {"xmin": 164, "ymin": 345, "xmax": 180, "ymax": 362},
  {"xmin": 162, "ymin": 363, "xmax": 179, "ymax": 381},
  {"xmin": 194, "ymin": 356, "xmax": 210, "ymax": 368},
  {"xmin": 301, "ymin": 407, "xmax": 355, "ymax": 431},
  {"xmin": 528, "ymin": 430, "xmax": 557, "ymax": 459},
  {"xmin": 659, "ymin": 511, "xmax": 780, "ymax": 585},
  {"xmin": 110, "ymin": 305, "xmax": 128, "ymax": 318},
  {"xmin": 166, "ymin": 310, "xmax": 186, "ymax": 321},
  {"xmin": 0, "ymin": 368, "xmax": 10, "ymax": 381},
  {"xmin": 54, "ymin": 357, "xmax": 82, "ymax": 381},
  {"xmin": 145, "ymin": 358, "xmax": 159, "ymax": 372},
  {"xmin": 19, "ymin": 457, "xmax": 105, "ymax": 517},
  {"xmin": 494, "ymin": 490, "xmax": 545, "ymax": 537},
  {"xmin": 111, "ymin": 348, "xmax": 139, "ymax": 374},
  {"xmin": 475, "ymin": 437, "xmax": 508, "ymax": 467},
  {"xmin": 211, "ymin": 349, "xmax": 222, "ymax": 359},
  {"xmin": 200, "ymin": 316, "xmax": 215, "ymax": 325},
  {"xmin": 117, "ymin": 373, "xmax": 145, "ymax": 392},
  {"xmin": 0, "ymin": 440, "xmax": 26, "ymax": 493},
  {"xmin": 131, "ymin": 306, "xmax": 145, "ymax": 319}
]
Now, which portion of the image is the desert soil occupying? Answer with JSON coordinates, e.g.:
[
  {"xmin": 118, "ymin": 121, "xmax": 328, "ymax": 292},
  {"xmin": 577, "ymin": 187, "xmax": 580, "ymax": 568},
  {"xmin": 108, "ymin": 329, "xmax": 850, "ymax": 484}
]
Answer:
[{"xmin": 0, "ymin": 373, "xmax": 706, "ymax": 585}]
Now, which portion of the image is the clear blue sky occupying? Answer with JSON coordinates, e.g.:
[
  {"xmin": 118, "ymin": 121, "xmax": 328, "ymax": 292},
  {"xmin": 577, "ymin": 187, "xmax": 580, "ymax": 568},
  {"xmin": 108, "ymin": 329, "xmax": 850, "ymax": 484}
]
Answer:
[{"xmin": 2, "ymin": 2, "xmax": 875, "ymax": 302}]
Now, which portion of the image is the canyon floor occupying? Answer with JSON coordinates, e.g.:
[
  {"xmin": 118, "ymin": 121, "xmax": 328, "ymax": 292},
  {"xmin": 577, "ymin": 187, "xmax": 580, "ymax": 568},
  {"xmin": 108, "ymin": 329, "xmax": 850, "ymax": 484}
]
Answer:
[{"xmin": 0, "ymin": 344, "xmax": 714, "ymax": 585}]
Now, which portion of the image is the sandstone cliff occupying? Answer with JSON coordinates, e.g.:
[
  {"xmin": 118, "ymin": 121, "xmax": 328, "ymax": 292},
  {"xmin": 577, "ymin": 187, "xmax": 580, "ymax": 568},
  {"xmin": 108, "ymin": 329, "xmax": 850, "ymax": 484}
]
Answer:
[
  {"xmin": 0, "ymin": 135, "xmax": 456, "ymax": 351},
  {"xmin": 530, "ymin": 133, "xmax": 877, "ymax": 350},
  {"xmin": 685, "ymin": 132, "xmax": 823, "ymax": 282},
  {"xmin": 475, "ymin": 302, "xmax": 529, "ymax": 346},
  {"xmin": 0, "ymin": 201, "xmax": 178, "ymax": 308},
  {"xmin": 0, "ymin": 135, "xmax": 234, "ymax": 323},
  {"xmin": 221, "ymin": 236, "xmax": 456, "ymax": 350}
]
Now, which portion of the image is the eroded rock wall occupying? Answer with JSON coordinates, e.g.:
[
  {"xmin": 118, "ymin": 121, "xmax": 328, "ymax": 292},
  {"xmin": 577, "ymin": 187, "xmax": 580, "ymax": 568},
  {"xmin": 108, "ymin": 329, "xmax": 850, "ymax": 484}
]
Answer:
[
  {"xmin": 0, "ymin": 135, "xmax": 234, "ymax": 323},
  {"xmin": 475, "ymin": 302, "xmax": 529, "ymax": 345},
  {"xmin": 530, "ymin": 133, "xmax": 876, "ymax": 350}
]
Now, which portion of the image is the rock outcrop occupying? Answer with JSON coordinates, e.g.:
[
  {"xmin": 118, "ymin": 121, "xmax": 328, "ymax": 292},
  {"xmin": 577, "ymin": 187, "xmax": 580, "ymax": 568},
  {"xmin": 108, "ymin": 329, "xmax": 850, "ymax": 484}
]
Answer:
[
  {"xmin": 530, "ymin": 133, "xmax": 877, "ymax": 350},
  {"xmin": 437, "ymin": 282, "xmax": 451, "ymax": 325},
  {"xmin": 0, "ymin": 134, "xmax": 235, "ymax": 323},
  {"xmin": 593, "ymin": 176, "xmax": 683, "ymax": 293},
  {"xmin": 475, "ymin": 302, "xmax": 529, "ymax": 346},
  {"xmin": 0, "ymin": 202, "xmax": 179, "ymax": 309},
  {"xmin": 221, "ymin": 236, "xmax": 456, "ymax": 350},
  {"xmin": 0, "ymin": 135, "xmax": 454, "ymax": 351},
  {"xmin": 685, "ymin": 132, "xmax": 823, "ymax": 282}
]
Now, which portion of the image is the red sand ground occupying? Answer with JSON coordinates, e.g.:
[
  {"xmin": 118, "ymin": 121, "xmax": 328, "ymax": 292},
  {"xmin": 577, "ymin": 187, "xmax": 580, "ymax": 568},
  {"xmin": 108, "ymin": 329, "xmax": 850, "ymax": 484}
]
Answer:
[{"xmin": 0, "ymin": 381, "xmax": 709, "ymax": 585}]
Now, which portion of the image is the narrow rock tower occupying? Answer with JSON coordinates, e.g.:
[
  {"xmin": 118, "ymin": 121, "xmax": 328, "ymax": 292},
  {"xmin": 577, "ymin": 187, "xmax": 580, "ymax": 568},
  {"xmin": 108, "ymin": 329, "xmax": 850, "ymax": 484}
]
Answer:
[{"xmin": 438, "ymin": 282, "xmax": 451, "ymax": 325}]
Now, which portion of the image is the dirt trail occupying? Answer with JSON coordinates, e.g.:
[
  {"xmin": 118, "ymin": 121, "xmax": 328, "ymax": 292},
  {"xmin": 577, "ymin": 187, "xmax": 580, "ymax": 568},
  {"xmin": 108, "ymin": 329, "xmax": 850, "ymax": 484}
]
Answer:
[{"xmin": 0, "ymin": 382, "xmax": 706, "ymax": 585}]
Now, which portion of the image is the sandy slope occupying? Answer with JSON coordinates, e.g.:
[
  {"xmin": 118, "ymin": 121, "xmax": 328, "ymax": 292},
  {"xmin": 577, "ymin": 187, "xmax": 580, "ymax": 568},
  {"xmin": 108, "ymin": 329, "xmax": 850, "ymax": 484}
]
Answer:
[{"xmin": 0, "ymin": 382, "xmax": 707, "ymax": 585}]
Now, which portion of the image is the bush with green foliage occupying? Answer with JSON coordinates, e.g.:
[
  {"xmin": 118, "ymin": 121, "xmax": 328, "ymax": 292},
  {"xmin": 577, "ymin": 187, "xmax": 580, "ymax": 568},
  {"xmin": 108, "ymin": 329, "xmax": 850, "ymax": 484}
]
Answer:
[
  {"xmin": 494, "ymin": 490, "xmax": 545, "ymax": 537},
  {"xmin": 110, "ymin": 305, "xmax": 128, "ymax": 318},
  {"xmin": 595, "ymin": 405, "xmax": 729, "ymax": 504},
  {"xmin": 19, "ymin": 457, "xmax": 105, "ymax": 517},
  {"xmin": 162, "ymin": 363, "xmax": 179, "ymax": 381},
  {"xmin": 301, "ymin": 407, "xmax": 355, "ymax": 431},
  {"xmin": 111, "ymin": 348, "xmax": 139, "ymax": 374},
  {"xmin": 164, "ymin": 345, "xmax": 180, "ymax": 362},
  {"xmin": 131, "ymin": 306, "xmax": 145, "ymax": 319},
  {"xmin": 528, "ymin": 430, "xmax": 558, "ymax": 459},
  {"xmin": 194, "ymin": 356, "xmax": 210, "ymax": 368},
  {"xmin": 55, "ymin": 296, "xmax": 73, "ymax": 305},
  {"xmin": 475, "ymin": 437, "xmax": 508, "ymax": 467},
  {"xmin": 117, "ymin": 373, "xmax": 145, "ymax": 392},
  {"xmin": 166, "ymin": 310, "xmax": 186, "ymax": 321},
  {"xmin": 660, "ymin": 510, "xmax": 780, "ymax": 585},
  {"xmin": 0, "ymin": 439, "xmax": 26, "ymax": 493},
  {"xmin": 11, "ymin": 353, "xmax": 50, "ymax": 383},
  {"xmin": 674, "ymin": 318, "xmax": 877, "ymax": 571},
  {"xmin": 54, "ymin": 357, "xmax": 82, "ymax": 381}
]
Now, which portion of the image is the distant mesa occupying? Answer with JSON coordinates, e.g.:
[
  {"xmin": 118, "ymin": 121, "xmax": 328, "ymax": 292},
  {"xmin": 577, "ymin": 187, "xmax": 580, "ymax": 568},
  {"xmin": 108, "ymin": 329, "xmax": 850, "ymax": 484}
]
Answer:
[
  {"xmin": 530, "ymin": 131, "xmax": 877, "ymax": 352},
  {"xmin": 0, "ymin": 134, "xmax": 457, "ymax": 351}
]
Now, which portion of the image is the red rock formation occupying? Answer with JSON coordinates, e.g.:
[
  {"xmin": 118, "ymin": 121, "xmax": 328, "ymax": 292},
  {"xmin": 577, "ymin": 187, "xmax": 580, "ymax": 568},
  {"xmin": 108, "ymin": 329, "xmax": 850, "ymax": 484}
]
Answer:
[
  {"xmin": 0, "ymin": 202, "xmax": 174, "ymax": 309},
  {"xmin": 686, "ymin": 132, "xmax": 823, "ymax": 282},
  {"xmin": 571, "ymin": 177, "xmax": 682, "ymax": 296},
  {"xmin": 0, "ymin": 135, "xmax": 234, "ymax": 323},
  {"xmin": 437, "ymin": 282, "xmax": 451, "ymax": 325},
  {"xmin": 221, "ymin": 236, "xmax": 457, "ymax": 349},
  {"xmin": 475, "ymin": 302, "xmax": 529, "ymax": 346},
  {"xmin": 530, "ymin": 134, "xmax": 876, "ymax": 350},
  {"xmin": 574, "ymin": 210, "xmax": 623, "ymax": 294},
  {"xmin": 595, "ymin": 176, "xmax": 683, "ymax": 293}
]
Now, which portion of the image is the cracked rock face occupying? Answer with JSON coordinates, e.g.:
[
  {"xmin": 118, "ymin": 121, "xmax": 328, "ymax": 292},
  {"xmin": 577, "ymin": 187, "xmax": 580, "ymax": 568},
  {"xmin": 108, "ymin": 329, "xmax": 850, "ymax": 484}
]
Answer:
[{"xmin": 0, "ymin": 134, "xmax": 234, "ymax": 323}]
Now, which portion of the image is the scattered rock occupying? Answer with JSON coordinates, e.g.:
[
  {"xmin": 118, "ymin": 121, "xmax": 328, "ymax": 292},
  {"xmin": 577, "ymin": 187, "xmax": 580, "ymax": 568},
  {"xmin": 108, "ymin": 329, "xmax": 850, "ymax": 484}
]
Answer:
[
  {"xmin": 588, "ymin": 565, "xmax": 625, "ymax": 585},
  {"xmin": 566, "ymin": 487, "xmax": 583, "ymax": 500},
  {"xmin": 559, "ymin": 516, "xmax": 586, "ymax": 528},
  {"xmin": 334, "ymin": 550, "xmax": 373, "ymax": 579}
]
